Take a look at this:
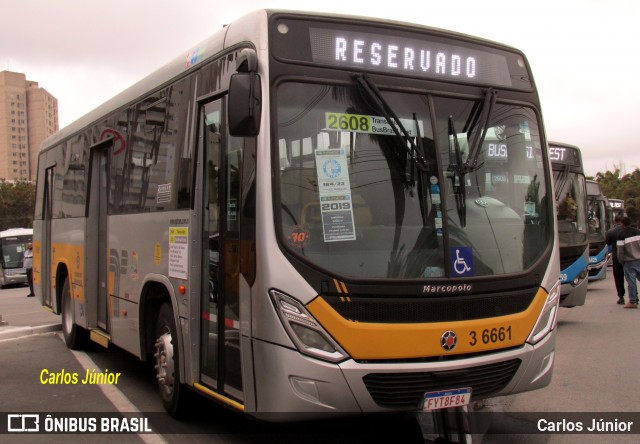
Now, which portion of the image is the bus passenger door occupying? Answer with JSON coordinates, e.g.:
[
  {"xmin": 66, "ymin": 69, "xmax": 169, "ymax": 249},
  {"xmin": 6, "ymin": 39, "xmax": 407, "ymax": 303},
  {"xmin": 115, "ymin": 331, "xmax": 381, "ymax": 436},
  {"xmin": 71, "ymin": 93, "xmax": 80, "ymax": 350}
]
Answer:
[
  {"xmin": 87, "ymin": 144, "xmax": 110, "ymax": 331},
  {"xmin": 41, "ymin": 166, "xmax": 55, "ymax": 308},
  {"xmin": 200, "ymin": 98, "xmax": 244, "ymax": 401}
]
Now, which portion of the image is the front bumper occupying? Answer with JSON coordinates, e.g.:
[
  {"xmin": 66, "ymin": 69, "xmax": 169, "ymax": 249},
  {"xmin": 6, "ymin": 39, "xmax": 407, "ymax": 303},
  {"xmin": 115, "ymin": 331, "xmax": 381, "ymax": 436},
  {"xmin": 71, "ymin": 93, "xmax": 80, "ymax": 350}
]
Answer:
[{"xmin": 250, "ymin": 329, "xmax": 555, "ymax": 416}]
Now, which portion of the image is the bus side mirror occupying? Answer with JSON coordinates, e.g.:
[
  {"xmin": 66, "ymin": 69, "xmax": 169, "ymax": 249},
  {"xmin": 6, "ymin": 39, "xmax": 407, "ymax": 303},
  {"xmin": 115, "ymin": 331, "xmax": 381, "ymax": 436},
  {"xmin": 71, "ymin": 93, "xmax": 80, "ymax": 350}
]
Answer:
[{"xmin": 228, "ymin": 72, "xmax": 262, "ymax": 137}]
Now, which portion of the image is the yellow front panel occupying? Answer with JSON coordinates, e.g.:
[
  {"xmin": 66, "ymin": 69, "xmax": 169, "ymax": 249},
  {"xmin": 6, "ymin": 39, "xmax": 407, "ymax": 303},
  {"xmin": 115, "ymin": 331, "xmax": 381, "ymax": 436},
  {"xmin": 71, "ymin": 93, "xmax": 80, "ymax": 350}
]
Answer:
[{"xmin": 307, "ymin": 288, "xmax": 548, "ymax": 360}]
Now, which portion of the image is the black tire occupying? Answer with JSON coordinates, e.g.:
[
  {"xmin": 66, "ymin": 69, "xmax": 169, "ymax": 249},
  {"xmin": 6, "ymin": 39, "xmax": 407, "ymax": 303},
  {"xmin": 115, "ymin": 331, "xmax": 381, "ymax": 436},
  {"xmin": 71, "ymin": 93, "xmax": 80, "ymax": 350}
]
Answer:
[
  {"xmin": 61, "ymin": 277, "xmax": 87, "ymax": 349},
  {"xmin": 154, "ymin": 302, "xmax": 188, "ymax": 417}
]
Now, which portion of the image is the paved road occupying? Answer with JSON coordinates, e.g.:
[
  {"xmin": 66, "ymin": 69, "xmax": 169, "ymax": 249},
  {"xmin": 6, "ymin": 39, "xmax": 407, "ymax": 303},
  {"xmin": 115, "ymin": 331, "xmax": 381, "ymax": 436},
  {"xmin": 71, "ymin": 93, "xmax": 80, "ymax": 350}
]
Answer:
[{"xmin": 2, "ymin": 276, "xmax": 639, "ymax": 443}]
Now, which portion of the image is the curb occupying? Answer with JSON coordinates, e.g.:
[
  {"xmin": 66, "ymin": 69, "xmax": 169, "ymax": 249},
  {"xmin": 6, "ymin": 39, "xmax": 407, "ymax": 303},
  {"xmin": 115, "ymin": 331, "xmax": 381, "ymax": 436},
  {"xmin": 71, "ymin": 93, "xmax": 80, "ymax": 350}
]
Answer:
[{"xmin": 0, "ymin": 323, "xmax": 62, "ymax": 341}]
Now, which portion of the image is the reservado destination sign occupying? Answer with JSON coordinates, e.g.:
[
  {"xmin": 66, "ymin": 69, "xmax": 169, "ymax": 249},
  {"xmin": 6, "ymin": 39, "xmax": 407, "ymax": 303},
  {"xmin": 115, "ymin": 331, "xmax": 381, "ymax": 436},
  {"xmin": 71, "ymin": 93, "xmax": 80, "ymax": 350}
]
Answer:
[
  {"xmin": 272, "ymin": 17, "xmax": 533, "ymax": 89},
  {"xmin": 309, "ymin": 28, "xmax": 523, "ymax": 88}
]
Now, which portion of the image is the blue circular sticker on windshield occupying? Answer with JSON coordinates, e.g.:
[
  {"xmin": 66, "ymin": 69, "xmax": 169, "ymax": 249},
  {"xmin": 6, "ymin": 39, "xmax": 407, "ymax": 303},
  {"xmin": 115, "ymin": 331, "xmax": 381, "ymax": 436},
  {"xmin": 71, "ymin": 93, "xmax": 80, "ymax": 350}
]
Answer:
[{"xmin": 323, "ymin": 159, "xmax": 342, "ymax": 179}]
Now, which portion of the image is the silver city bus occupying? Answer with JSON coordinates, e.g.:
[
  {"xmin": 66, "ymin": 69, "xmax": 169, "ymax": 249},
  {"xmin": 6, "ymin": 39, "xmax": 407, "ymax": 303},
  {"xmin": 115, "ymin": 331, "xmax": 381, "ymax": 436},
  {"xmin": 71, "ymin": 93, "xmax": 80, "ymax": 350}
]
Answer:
[
  {"xmin": 0, "ymin": 228, "xmax": 32, "ymax": 288},
  {"xmin": 34, "ymin": 10, "xmax": 560, "ymax": 418}
]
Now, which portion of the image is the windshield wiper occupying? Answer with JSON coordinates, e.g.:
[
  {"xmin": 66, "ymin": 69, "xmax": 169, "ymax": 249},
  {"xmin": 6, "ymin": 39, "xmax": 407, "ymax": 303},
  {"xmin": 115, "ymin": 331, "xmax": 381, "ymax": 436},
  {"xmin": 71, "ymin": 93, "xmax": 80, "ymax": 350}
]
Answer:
[
  {"xmin": 352, "ymin": 74, "xmax": 428, "ymax": 177},
  {"xmin": 462, "ymin": 88, "xmax": 498, "ymax": 174},
  {"xmin": 446, "ymin": 88, "xmax": 498, "ymax": 227},
  {"xmin": 554, "ymin": 166, "xmax": 569, "ymax": 203},
  {"xmin": 414, "ymin": 112, "xmax": 431, "ymax": 223},
  {"xmin": 448, "ymin": 116, "xmax": 467, "ymax": 227}
]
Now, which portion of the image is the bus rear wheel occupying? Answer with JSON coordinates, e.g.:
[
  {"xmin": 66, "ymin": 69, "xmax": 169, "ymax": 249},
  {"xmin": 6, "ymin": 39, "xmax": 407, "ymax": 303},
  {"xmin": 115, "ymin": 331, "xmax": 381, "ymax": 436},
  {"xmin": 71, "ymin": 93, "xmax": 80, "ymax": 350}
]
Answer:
[
  {"xmin": 154, "ymin": 302, "xmax": 187, "ymax": 417},
  {"xmin": 61, "ymin": 277, "xmax": 87, "ymax": 349}
]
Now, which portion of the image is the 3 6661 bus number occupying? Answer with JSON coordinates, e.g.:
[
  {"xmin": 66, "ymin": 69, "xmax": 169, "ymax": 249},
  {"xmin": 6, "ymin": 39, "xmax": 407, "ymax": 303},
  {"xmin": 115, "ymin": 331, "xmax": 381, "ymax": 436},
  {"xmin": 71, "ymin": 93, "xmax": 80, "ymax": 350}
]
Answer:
[{"xmin": 469, "ymin": 326, "xmax": 512, "ymax": 346}]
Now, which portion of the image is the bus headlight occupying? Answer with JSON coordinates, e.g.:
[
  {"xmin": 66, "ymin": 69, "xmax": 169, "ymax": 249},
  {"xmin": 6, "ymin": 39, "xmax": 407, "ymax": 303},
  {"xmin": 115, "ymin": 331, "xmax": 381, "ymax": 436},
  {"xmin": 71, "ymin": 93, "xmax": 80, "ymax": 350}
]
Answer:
[
  {"xmin": 527, "ymin": 279, "xmax": 561, "ymax": 345},
  {"xmin": 571, "ymin": 268, "xmax": 588, "ymax": 287},
  {"xmin": 269, "ymin": 290, "xmax": 348, "ymax": 363}
]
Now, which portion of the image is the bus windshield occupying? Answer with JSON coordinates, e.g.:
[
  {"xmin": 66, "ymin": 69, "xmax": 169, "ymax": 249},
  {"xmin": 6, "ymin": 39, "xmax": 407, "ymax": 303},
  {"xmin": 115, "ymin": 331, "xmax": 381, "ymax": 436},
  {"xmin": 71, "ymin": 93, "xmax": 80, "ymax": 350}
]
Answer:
[
  {"xmin": 588, "ymin": 197, "xmax": 608, "ymax": 242},
  {"xmin": 554, "ymin": 169, "xmax": 588, "ymax": 247},
  {"xmin": 0, "ymin": 236, "xmax": 29, "ymax": 269},
  {"xmin": 276, "ymin": 82, "xmax": 549, "ymax": 279}
]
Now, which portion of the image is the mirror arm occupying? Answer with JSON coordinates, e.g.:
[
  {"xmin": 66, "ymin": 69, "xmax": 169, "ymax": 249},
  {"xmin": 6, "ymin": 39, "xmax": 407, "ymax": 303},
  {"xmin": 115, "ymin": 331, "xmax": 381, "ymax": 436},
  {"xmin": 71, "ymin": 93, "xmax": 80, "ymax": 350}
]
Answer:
[{"xmin": 237, "ymin": 48, "xmax": 258, "ymax": 73}]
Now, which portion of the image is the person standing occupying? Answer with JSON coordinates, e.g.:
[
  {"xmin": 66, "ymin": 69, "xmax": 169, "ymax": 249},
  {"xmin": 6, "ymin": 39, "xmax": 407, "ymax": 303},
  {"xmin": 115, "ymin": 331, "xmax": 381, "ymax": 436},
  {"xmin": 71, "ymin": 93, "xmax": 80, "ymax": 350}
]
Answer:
[
  {"xmin": 616, "ymin": 217, "xmax": 640, "ymax": 309},
  {"xmin": 23, "ymin": 242, "xmax": 34, "ymax": 297},
  {"xmin": 606, "ymin": 215, "xmax": 625, "ymax": 304}
]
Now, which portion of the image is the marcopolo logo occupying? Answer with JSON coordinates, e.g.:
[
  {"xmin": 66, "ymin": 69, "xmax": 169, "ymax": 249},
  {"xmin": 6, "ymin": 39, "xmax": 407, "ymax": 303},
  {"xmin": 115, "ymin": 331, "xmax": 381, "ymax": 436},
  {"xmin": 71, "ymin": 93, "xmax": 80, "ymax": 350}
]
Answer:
[{"xmin": 422, "ymin": 283, "xmax": 472, "ymax": 294}]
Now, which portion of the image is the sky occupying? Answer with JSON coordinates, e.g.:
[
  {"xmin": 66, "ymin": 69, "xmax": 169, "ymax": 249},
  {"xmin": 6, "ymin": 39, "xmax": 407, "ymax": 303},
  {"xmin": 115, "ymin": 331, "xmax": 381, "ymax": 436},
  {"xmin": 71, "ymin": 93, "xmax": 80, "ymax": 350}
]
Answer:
[{"xmin": 2, "ymin": 0, "xmax": 639, "ymax": 177}]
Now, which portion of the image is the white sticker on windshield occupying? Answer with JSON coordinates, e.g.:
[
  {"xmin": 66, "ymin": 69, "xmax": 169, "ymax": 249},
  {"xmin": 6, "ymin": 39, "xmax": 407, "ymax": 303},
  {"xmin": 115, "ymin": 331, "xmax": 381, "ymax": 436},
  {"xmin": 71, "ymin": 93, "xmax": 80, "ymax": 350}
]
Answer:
[
  {"xmin": 315, "ymin": 149, "xmax": 356, "ymax": 242},
  {"xmin": 514, "ymin": 175, "xmax": 532, "ymax": 185}
]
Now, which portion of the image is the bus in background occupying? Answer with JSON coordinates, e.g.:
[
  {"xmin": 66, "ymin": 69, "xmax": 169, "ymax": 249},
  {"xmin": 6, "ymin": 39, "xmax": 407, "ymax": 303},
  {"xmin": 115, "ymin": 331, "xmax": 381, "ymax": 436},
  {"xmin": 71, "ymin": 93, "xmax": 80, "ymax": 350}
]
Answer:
[
  {"xmin": 549, "ymin": 143, "xmax": 588, "ymax": 307},
  {"xmin": 608, "ymin": 198, "xmax": 627, "ymax": 225},
  {"xmin": 33, "ymin": 10, "xmax": 559, "ymax": 419},
  {"xmin": 586, "ymin": 180, "xmax": 609, "ymax": 280},
  {"xmin": 0, "ymin": 228, "xmax": 33, "ymax": 288}
]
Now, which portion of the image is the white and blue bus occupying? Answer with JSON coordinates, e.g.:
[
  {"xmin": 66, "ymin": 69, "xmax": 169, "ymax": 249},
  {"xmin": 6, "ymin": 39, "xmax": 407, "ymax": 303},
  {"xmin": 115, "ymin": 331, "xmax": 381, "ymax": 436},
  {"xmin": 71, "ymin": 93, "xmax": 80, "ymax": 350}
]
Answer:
[
  {"xmin": 549, "ymin": 142, "xmax": 588, "ymax": 307},
  {"xmin": 34, "ymin": 10, "xmax": 559, "ymax": 419},
  {"xmin": 586, "ymin": 179, "xmax": 609, "ymax": 281},
  {"xmin": 0, "ymin": 228, "xmax": 32, "ymax": 288}
]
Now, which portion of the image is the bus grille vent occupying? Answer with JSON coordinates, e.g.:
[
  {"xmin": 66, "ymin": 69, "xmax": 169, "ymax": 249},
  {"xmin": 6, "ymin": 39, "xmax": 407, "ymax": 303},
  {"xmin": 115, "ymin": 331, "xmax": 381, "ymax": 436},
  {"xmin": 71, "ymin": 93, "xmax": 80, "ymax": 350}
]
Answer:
[
  {"xmin": 362, "ymin": 359, "xmax": 521, "ymax": 409},
  {"xmin": 324, "ymin": 290, "xmax": 536, "ymax": 323}
]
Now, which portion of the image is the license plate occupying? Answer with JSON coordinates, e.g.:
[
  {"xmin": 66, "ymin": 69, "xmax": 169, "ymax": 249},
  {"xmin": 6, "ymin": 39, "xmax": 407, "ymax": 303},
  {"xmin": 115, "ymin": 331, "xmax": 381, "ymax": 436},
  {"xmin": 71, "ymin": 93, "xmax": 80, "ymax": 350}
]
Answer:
[{"xmin": 423, "ymin": 387, "xmax": 472, "ymax": 411}]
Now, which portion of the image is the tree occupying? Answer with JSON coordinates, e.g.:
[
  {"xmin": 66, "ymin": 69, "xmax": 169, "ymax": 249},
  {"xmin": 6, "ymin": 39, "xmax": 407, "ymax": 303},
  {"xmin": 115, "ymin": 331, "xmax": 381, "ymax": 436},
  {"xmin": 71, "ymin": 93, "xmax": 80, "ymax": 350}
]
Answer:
[
  {"xmin": 595, "ymin": 169, "xmax": 621, "ymax": 197},
  {"xmin": 0, "ymin": 181, "xmax": 36, "ymax": 231},
  {"xmin": 595, "ymin": 167, "xmax": 640, "ymax": 226}
]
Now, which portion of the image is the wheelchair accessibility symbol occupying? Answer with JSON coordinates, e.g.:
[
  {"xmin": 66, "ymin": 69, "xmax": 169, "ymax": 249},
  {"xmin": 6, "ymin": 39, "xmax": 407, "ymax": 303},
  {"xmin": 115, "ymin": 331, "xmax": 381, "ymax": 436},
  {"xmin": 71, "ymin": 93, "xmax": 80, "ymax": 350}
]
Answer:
[{"xmin": 450, "ymin": 247, "xmax": 474, "ymax": 276}]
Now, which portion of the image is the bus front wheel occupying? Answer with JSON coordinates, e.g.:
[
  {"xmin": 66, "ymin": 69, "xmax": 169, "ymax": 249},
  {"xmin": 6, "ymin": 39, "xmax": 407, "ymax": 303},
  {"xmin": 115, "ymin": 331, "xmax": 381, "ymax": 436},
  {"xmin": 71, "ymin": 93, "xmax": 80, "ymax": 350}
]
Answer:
[
  {"xmin": 61, "ymin": 277, "xmax": 87, "ymax": 349},
  {"xmin": 154, "ymin": 302, "xmax": 187, "ymax": 417}
]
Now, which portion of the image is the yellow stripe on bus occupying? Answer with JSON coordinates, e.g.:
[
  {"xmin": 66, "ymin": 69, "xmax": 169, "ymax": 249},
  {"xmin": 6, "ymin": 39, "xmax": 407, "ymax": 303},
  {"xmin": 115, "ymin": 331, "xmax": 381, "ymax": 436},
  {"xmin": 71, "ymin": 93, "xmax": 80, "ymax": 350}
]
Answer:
[
  {"xmin": 193, "ymin": 383, "xmax": 245, "ymax": 411},
  {"xmin": 307, "ymin": 288, "xmax": 549, "ymax": 360}
]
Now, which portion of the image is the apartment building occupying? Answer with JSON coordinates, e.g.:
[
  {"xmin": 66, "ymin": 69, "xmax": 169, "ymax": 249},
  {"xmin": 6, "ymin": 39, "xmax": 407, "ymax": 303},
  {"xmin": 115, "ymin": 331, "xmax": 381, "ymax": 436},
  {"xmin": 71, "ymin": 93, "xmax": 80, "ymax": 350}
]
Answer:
[{"xmin": 0, "ymin": 71, "xmax": 58, "ymax": 181}]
